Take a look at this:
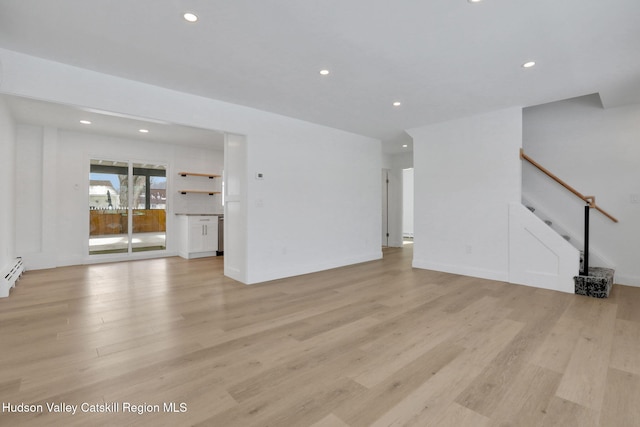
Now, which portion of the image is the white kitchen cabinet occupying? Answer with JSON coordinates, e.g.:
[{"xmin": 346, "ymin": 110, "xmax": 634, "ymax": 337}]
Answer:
[{"xmin": 178, "ymin": 215, "xmax": 218, "ymax": 259}]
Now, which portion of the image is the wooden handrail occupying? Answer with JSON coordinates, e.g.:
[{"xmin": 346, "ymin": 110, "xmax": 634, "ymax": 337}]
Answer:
[
  {"xmin": 520, "ymin": 149, "xmax": 618, "ymax": 223},
  {"xmin": 594, "ymin": 203, "xmax": 618, "ymax": 223}
]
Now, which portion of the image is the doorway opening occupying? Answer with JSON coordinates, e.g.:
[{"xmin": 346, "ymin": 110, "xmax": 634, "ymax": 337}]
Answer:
[
  {"xmin": 381, "ymin": 166, "xmax": 414, "ymax": 249},
  {"xmin": 402, "ymin": 168, "xmax": 414, "ymax": 245}
]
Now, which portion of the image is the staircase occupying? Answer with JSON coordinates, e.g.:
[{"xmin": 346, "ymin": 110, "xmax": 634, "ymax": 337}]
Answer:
[
  {"xmin": 520, "ymin": 149, "xmax": 619, "ymax": 298},
  {"xmin": 526, "ymin": 205, "xmax": 573, "ymax": 242},
  {"xmin": 508, "ymin": 203, "xmax": 579, "ymax": 294},
  {"xmin": 524, "ymin": 202, "xmax": 615, "ymax": 298}
]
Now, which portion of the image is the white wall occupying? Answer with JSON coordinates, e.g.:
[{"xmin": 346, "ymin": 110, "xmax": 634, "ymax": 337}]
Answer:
[
  {"xmin": 246, "ymin": 126, "xmax": 382, "ymax": 283},
  {"xmin": 15, "ymin": 125, "xmax": 43, "ymax": 264},
  {"xmin": 523, "ymin": 94, "xmax": 640, "ymax": 286},
  {"xmin": 408, "ymin": 108, "xmax": 522, "ymax": 282},
  {"xmin": 382, "ymin": 151, "xmax": 413, "ymax": 170},
  {"xmin": 14, "ymin": 126, "xmax": 221, "ymax": 268},
  {"xmin": 0, "ymin": 96, "xmax": 16, "ymax": 271},
  {"xmin": 0, "ymin": 48, "xmax": 381, "ymax": 284}
]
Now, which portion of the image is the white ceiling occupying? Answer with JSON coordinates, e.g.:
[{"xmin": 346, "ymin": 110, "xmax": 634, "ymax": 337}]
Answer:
[
  {"xmin": 1, "ymin": 0, "xmax": 639, "ymax": 154},
  {"xmin": 3, "ymin": 94, "xmax": 225, "ymax": 149}
]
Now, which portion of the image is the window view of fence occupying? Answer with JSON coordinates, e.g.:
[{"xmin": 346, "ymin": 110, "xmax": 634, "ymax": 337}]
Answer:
[{"xmin": 89, "ymin": 160, "xmax": 166, "ymax": 255}]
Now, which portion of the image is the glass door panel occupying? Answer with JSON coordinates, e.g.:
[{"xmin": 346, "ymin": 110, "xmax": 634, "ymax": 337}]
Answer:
[
  {"xmin": 132, "ymin": 163, "xmax": 166, "ymax": 252},
  {"xmin": 89, "ymin": 159, "xmax": 129, "ymax": 254},
  {"xmin": 89, "ymin": 160, "xmax": 166, "ymax": 255}
]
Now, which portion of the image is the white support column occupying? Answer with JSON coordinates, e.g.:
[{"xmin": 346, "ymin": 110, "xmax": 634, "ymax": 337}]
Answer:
[{"xmin": 224, "ymin": 133, "xmax": 248, "ymax": 283}]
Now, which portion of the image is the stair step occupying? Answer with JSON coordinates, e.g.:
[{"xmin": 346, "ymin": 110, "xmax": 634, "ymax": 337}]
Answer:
[
  {"xmin": 526, "ymin": 206, "xmax": 535, "ymax": 213},
  {"xmin": 562, "ymin": 235, "xmax": 570, "ymax": 241},
  {"xmin": 544, "ymin": 220, "xmax": 552, "ymax": 226}
]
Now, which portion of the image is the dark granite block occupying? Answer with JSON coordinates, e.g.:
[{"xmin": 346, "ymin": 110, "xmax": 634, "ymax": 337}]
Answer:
[{"xmin": 574, "ymin": 267, "xmax": 614, "ymax": 298}]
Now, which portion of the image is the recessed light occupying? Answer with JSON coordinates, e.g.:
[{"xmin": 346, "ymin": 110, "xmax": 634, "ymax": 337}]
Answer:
[
  {"xmin": 393, "ymin": 101, "xmax": 402, "ymax": 107},
  {"xmin": 79, "ymin": 120, "xmax": 91, "ymax": 125},
  {"xmin": 522, "ymin": 61, "xmax": 536, "ymax": 68},
  {"xmin": 402, "ymin": 144, "xmax": 408, "ymax": 148},
  {"xmin": 139, "ymin": 129, "xmax": 149, "ymax": 133},
  {"xmin": 183, "ymin": 12, "xmax": 198, "ymax": 22},
  {"xmin": 319, "ymin": 69, "xmax": 330, "ymax": 75},
  {"xmin": 468, "ymin": 0, "xmax": 482, "ymax": 3}
]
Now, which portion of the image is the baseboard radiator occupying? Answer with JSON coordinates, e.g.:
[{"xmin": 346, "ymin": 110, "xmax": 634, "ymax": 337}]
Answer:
[{"xmin": 1, "ymin": 257, "xmax": 25, "ymax": 298}]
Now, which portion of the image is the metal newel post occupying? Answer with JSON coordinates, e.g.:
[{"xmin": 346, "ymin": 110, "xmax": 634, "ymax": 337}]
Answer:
[{"xmin": 582, "ymin": 204, "xmax": 590, "ymax": 276}]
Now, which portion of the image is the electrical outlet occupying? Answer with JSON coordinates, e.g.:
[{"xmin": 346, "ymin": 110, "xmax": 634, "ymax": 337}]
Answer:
[{"xmin": 630, "ymin": 194, "xmax": 640, "ymax": 204}]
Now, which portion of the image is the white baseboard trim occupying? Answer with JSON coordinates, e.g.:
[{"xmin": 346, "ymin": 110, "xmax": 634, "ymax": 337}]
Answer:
[
  {"xmin": 18, "ymin": 252, "xmax": 59, "ymax": 270},
  {"xmin": 224, "ymin": 266, "xmax": 247, "ymax": 284},
  {"xmin": 412, "ymin": 258, "xmax": 509, "ymax": 282},
  {"xmin": 246, "ymin": 251, "xmax": 383, "ymax": 285},
  {"xmin": 614, "ymin": 274, "xmax": 640, "ymax": 288}
]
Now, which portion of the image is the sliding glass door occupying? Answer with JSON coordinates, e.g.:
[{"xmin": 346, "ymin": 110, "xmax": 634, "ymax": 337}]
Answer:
[
  {"xmin": 131, "ymin": 162, "xmax": 167, "ymax": 252},
  {"xmin": 89, "ymin": 159, "xmax": 166, "ymax": 255}
]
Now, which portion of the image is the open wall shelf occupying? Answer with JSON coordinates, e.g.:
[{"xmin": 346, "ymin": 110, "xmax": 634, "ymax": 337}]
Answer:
[
  {"xmin": 178, "ymin": 190, "xmax": 221, "ymax": 195},
  {"xmin": 177, "ymin": 171, "xmax": 221, "ymax": 196},
  {"xmin": 178, "ymin": 172, "xmax": 221, "ymax": 179}
]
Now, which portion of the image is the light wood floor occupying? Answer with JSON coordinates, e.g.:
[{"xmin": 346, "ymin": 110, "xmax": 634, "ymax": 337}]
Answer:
[{"xmin": 1, "ymin": 246, "xmax": 639, "ymax": 426}]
